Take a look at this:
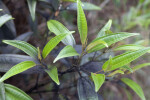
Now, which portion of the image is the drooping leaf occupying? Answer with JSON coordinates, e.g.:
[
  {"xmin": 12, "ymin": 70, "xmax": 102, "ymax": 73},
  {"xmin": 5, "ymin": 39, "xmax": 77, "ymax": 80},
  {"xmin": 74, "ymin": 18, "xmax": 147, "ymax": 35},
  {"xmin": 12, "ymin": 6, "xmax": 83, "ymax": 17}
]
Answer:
[
  {"xmin": 0, "ymin": 80, "xmax": 5, "ymax": 100},
  {"xmin": 91, "ymin": 73, "xmax": 105, "ymax": 92},
  {"xmin": 86, "ymin": 40, "xmax": 108, "ymax": 53},
  {"xmin": 131, "ymin": 63, "xmax": 150, "ymax": 72},
  {"xmin": 0, "ymin": 54, "xmax": 42, "ymax": 74},
  {"xmin": 54, "ymin": 45, "xmax": 79, "ymax": 63},
  {"xmin": 66, "ymin": 2, "xmax": 101, "ymax": 10},
  {"xmin": 108, "ymin": 70, "xmax": 124, "ymax": 77},
  {"xmin": 114, "ymin": 44, "xmax": 149, "ymax": 52},
  {"xmin": 121, "ymin": 65, "xmax": 133, "ymax": 73},
  {"xmin": 77, "ymin": 0, "xmax": 88, "ymax": 45},
  {"xmin": 102, "ymin": 47, "xmax": 150, "ymax": 71},
  {"xmin": 121, "ymin": 78, "xmax": 146, "ymax": 100},
  {"xmin": 3, "ymin": 40, "xmax": 38, "ymax": 59},
  {"xmin": 45, "ymin": 67, "xmax": 60, "ymax": 85},
  {"xmin": 90, "ymin": 32, "xmax": 139, "ymax": 53},
  {"xmin": 27, "ymin": 0, "xmax": 37, "ymax": 21},
  {"xmin": 5, "ymin": 84, "xmax": 33, "ymax": 100},
  {"xmin": 42, "ymin": 33, "xmax": 72, "ymax": 59},
  {"xmin": 0, "ymin": 61, "xmax": 36, "ymax": 82},
  {"xmin": 47, "ymin": 20, "xmax": 76, "ymax": 46},
  {"xmin": 77, "ymin": 77, "xmax": 99, "ymax": 100},
  {"xmin": 0, "ymin": 14, "xmax": 13, "ymax": 27},
  {"xmin": 97, "ymin": 19, "xmax": 112, "ymax": 38}
]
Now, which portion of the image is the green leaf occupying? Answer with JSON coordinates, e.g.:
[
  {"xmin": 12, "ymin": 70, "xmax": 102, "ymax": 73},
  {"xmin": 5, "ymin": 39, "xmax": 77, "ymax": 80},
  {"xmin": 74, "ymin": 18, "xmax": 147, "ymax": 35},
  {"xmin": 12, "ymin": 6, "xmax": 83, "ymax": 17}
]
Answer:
[
  {"xmin": 108, "ymin": 70, "xmax": 124, "ymax": 77},
  {"xmin": 45, "ymin": 67, "xmax": 60, "ymax": 85},
  {"xmin": 97, "ymin": 19, "xmax": 112, "ymax": 38},
  {"xmin": 102, "ymin": 47, "xmax": 150, "ymax": 71},
  {"xmin": 90, "ymin": 32, "xmax": 139, "ymax": 53},
  {"xmin": 3, "ymin": 40, "xmax": 38, "ymax": 59},
  {"xmin": 0, "ymin": 14, "xmax": 13, "ymax": 27},
  {"xmin": 42, "ymin": 33, "xmax": 72, "ymax": 59},
  {"xmin": 114, "ymin": 44, "xmax": 146, "ymax": 51},
  {"xmin": 87, "ymin": 40, "xmax": 108, "ymax": 53},
  {"xmin": 77, "ymin": 0, "xmax": 88, "ymax": 45},
  {"xmin": 132, "ymin": 63, "xmax": 150, "ymax": 72},
  {"xmin": 91, "ymin": 73, "xmax": 105, "ymax": 92},
  {"xmin": 0, "ymin": 61, "xmax": 36, "ymax": 82},
  {"xmin": 0, "ymin": 81, "xmax": 5, "ymax": 100},
  {"xmin": 37, "ymin": 47, "xmax": 42, "ymax": 61},
  {"xmin": 5, "ymin": 84, "xmax": 33, "ymax": 100},
  {"xmin": 121, "ymin": 78, "xmax": 146, "ymax": 100},
  {"xmin": 105, "ymin": 56, "xmax": 113, "ymax": 71},
  {"xmin": 62, "ymin": 0, "xmax": 76, "ymax": 2},
  {"xmin": 47, "ymin": 20, "xmax": 76, "ymax": 46},
  {"xmin": 0, "ymin": 9, "xmax": 2, "ymax": 11},
  {"xmin": 27, "ymin": 0, "xmax": 37, "ymax": 21},
  {"xmin": 54, "ymin": 45, "xmax": 79, "ymax": 63},
  {"xmin": 121, "ymin": 65, "xmax": 133, "ymax": 73}
]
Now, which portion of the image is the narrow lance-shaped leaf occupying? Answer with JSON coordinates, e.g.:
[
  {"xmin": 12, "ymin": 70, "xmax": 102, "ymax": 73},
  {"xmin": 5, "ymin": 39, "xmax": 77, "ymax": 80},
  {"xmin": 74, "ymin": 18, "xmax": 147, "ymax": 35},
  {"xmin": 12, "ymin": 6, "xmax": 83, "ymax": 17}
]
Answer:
[
  {"xmin": 91, "ymin": 73, "xmax": 105, "ymax": 92},
  {"xmin": 5, "ymin": 84, "xmax": 33, "ymax": 100},
  {"xmin": 62, "ymin": 0, "xmax": 76, "ymax": 2},
  {"xmin": 42, "ymin": 33, "xmax": 72, "ymax": 59},
  {"xmin": 0, "ymin": 78, "xmax": 5, "ymax": 100},
  {"xmin": 128, "ymin": 63, "xmax": 150, "ymax": 73},
  {"xmin": 114, "ymin": 44, "xmax": 150, "ymax": 52},
  {"xmin": 0, "ymin": 14, "xmax": 13, "ymax": 27},
  {"xmin": 102, "ymin": 47, "xmax": 150, "ymax": 71},
  {"xmin": 27, "ymin": 0, "xmax": 37, "ymax": 21},
  {"xmin": 121, "ymin": 65, "xmax": 133, "ymax": 73},
  {"xmin": 105, "ymin": 56, "xmax": 113, "ymax": 71},
  {"xmin": 0, "ymin": 61, "xmax": 36, "ymax": 82},
  {"xmin": 77, "ymin": 0, "xmax": 88, "ymax": 45},
  {"xmin": 86, "ymin": 40, "xmax": 108, "ymax": 53},
  {"xmin": 47, "ymin": 20, "xmax": 76, "ymax": 46},
  {"xmin": 45, "ymin": 67, "xmax": 60, "ymax": 85},
  {"xmin": 121, "ymin": 78, "xmax": 146, "ymax": 100},
  {"xmin": 107, "ymin": 70, "xmax": 124, "ymax": 77},
  {"xmin": 90, "ymin": 32, "xmax": 139, "ymax": 53},
  {"xmin": 3, "ymin": 40, "xmax": 38, "ymax": 59},
  {"xmin": 54, "ymin": 45, "xmax": 79, "ymax": 63},
  {"xmin": 97, "ymin": 19, "xmax": 112, "ymax": 38}
]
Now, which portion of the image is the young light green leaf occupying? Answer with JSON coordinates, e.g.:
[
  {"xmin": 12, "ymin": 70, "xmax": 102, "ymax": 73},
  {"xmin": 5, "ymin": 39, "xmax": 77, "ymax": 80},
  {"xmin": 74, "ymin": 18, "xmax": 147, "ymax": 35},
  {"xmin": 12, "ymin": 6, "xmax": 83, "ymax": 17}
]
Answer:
[
  {"xmin": 0, "ymin": 80, "xmax": 5, "ymax": 100},
  {"xmin": 62, "ymin": 0, "xmax": 76, "ymax": 2},
  {"xmin": 0, "ymin": 14, "xmax": 13, "ymax": 27},
  {"xmin": 105, "ymin": 56, "xmax": 113, "ymax": 71},
  {"xmin": 54, "ymin": 45, "xmax": 79, "ymax": 63},
  {"xmin": 97, "ymin": 19, "xmax": 112, "ymax": 38},
  {"xmin": 115, "ymin": 44, "xmax": 145, "ymax": 51},
  {"xmin": 3, "ymin": 40, "xmax": 38, "ymax": 59},
  {"xmin": 102, "ymin": 47, "xmax": 150, "ymax": 71},
  {"xmin": 108, "ymin": 70, "xmax": 124, "ymax": 77},
  {"xmin": 45, "ymin": 67, "xmax": 60, "ymax": 85},
  {"xmin": 91, "ymin": 73, "xmax": 105, "ymax": 92},
  {"xmin": 121, "ymin": 78, "xmax": 146, "ymax": 100},
  {"xmin": 5, "ymin": 84, "xmax": 33, "ymax": 100},
  {"xmin": 77, "ymin": 0, "xmax": 88, "ymax": 45},
  {"xmin": 131, "ymin": 63, "xmax": 150, "ymax": 73},
  {"xmin": 42, "ymin": 33, "xmax": 72, "ymax": 59},
  {"xmin": 86, "ymin": 40, "xmax": 108, "ymax": 53},
  {"xmin": 90, "ymin": 32, "xmax": 139, "ymax": 53},
  {"xmin": 0, "ymin": 61, "xmax": 36, "ymax": 82},
  {"xmin": 47, "ymin": 20, "xmax": 76, "ymax": 46},
  {"xmin": 121, "ymin": 65, "xmax": 133, "ymax": 73},
  {"xmin": 27, "ymin": 0, "xmax": 37, "ymax": 21}
]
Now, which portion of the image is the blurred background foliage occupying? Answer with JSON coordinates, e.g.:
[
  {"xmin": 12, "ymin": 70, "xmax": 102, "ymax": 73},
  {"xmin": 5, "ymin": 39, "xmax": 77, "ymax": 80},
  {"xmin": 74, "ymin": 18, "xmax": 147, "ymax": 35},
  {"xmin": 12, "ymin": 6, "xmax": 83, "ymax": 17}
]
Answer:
[{"xmin": 0, "ymin": 0, "xmax": 150, "ymax": 100}]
